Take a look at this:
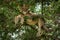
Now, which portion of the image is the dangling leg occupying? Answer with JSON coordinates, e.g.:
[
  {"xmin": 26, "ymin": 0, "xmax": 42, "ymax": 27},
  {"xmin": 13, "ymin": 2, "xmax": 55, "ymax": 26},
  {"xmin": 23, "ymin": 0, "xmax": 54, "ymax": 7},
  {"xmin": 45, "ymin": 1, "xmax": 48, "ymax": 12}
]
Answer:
[
  {"xmin": 14, "ymin": 15, "xmax": 24, "ymax": 25},
  {"xmin": 14, "ymin": 16, "xmax": 19, "ymax": 25},
  {"xmin": 36, "ymin": 19, "xmax": 43, "ymax": 37}
]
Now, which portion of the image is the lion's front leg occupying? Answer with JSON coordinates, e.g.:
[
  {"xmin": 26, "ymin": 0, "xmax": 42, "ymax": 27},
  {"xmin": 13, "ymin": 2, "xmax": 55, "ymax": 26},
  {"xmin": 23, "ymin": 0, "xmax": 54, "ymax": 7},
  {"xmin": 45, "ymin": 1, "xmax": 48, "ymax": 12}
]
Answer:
[
  {"xmin": 20, "ymin": 16, "xmax": 24, "ymax": 25},
  {"xmin": 14, "ymin": 15, "xmax": 24, "ymax": 25}
]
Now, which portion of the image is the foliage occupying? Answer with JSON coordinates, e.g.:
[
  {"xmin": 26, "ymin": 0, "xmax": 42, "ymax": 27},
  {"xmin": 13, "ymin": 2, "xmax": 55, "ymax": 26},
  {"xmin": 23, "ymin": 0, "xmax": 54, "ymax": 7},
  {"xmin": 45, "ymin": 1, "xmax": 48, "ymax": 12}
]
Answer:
[{"xmin": 0, "ymin": 0, "xmax": 60, "ymax": 40}]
